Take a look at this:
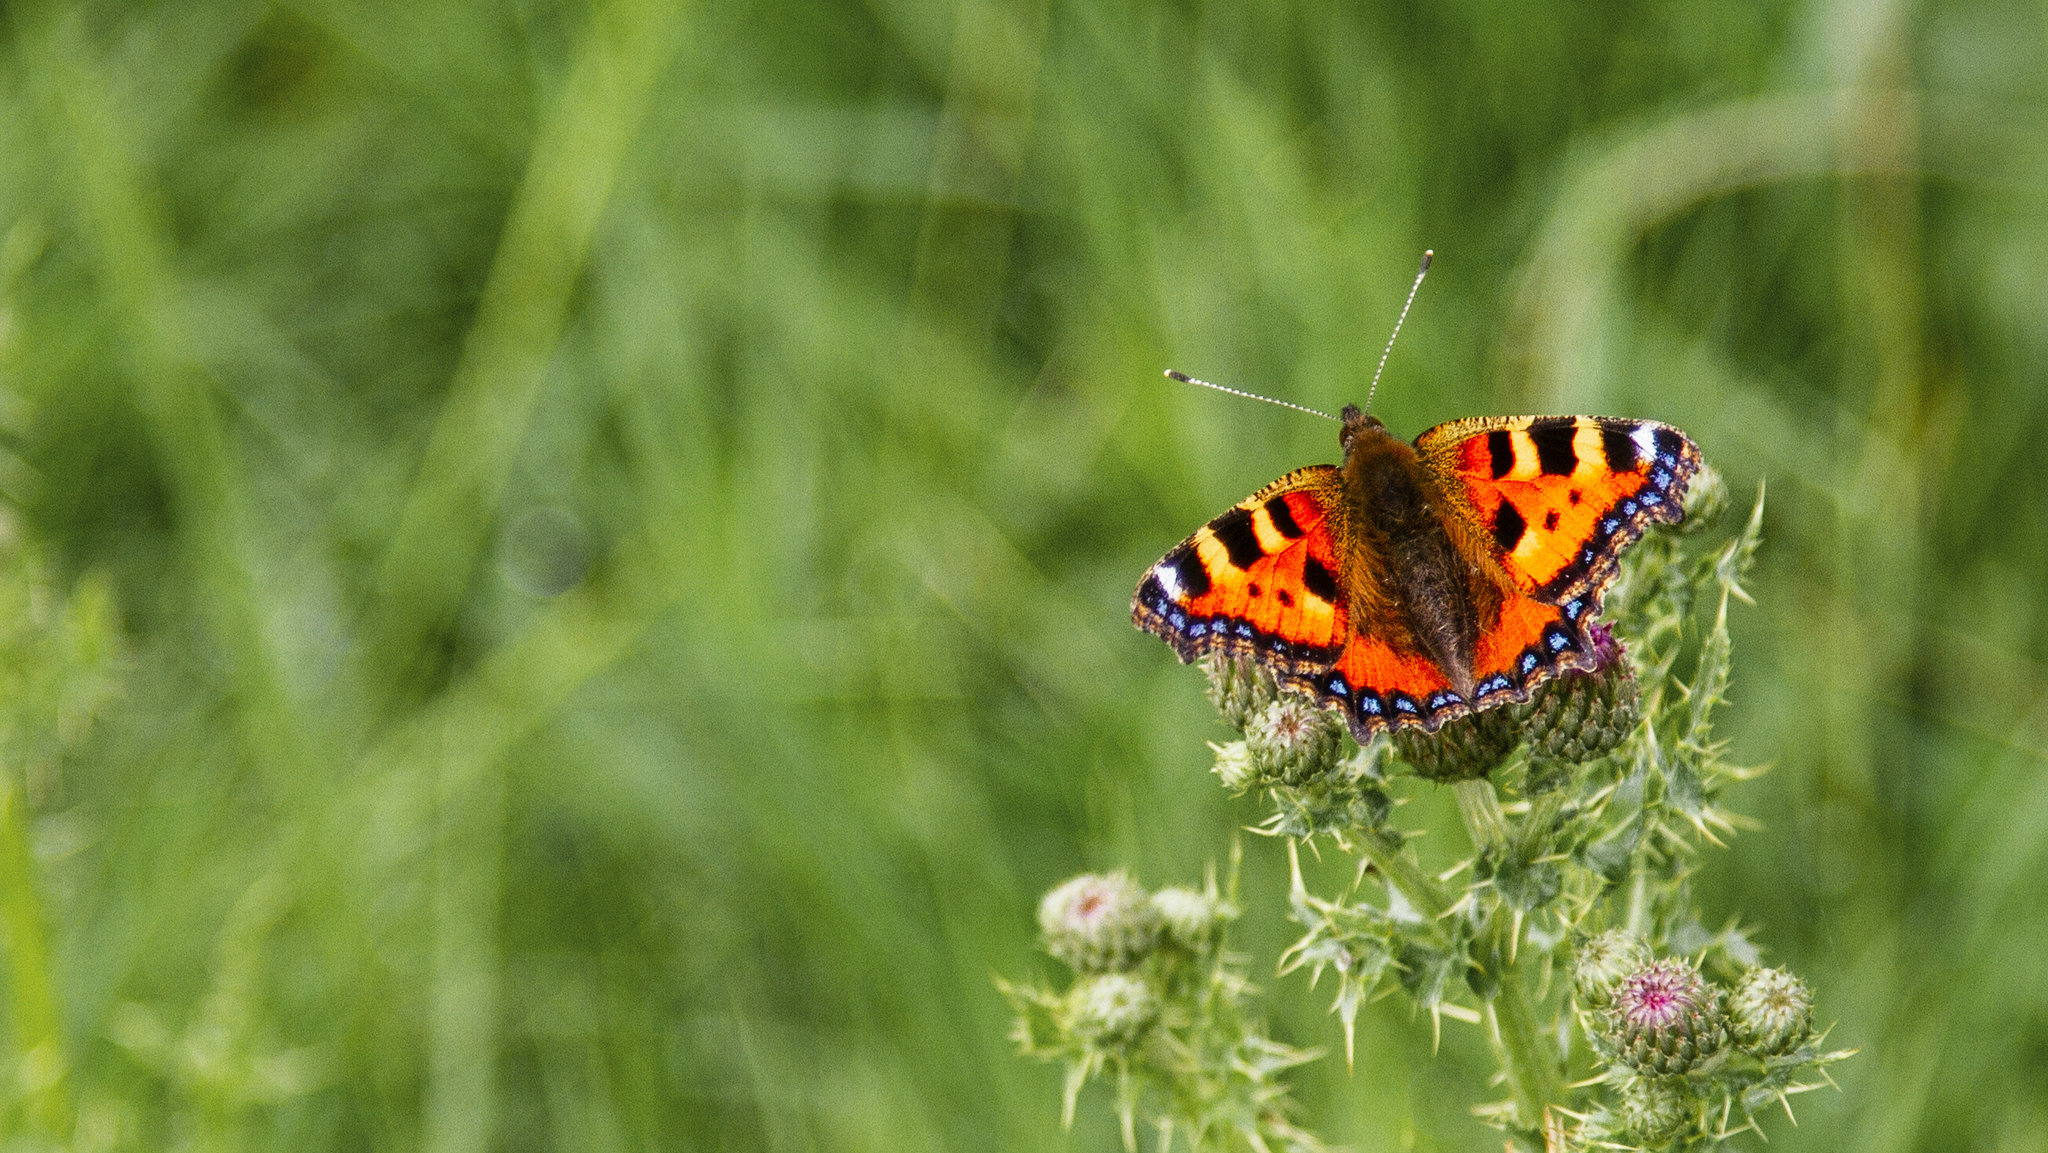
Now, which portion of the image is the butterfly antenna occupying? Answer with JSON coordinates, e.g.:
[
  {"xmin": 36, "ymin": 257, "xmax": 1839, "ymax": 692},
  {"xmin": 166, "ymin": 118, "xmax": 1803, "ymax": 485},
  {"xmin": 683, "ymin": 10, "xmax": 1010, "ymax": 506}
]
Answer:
[
  {"xmin": 1164, "ymin": 370, "xmax": 1337, "ymax": 422},
  {"xmin": 1363, "ymin": 249, "xmax": 1433, "ymax": 415}
]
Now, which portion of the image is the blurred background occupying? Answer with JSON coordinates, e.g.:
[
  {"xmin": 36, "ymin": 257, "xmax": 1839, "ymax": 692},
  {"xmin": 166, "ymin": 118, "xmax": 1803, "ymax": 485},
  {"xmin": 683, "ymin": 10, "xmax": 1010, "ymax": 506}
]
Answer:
[{"xmin": 0, "ymin": 0, "xmax": 2042, "ymax": 1149}]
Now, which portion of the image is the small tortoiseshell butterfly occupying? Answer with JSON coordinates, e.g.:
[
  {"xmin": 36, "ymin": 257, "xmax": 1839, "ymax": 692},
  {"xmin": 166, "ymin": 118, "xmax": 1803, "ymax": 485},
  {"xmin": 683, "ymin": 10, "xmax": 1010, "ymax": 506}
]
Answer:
[{"xmin": 1133, "ymin": 403, "xmax": 1701, "ymax": 739}]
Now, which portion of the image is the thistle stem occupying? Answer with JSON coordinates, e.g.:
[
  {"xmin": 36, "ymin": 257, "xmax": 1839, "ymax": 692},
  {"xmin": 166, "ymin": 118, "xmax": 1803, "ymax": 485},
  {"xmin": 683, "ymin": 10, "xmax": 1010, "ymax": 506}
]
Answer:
[
  {"xmin": 1455, "ymin": 778, "xmax": 1563, "ymax": 1129},
  {"xmin": 1353, "ymin": 831, "xmax": 1449, "ymax": 920},
  {"xmin": 1489, "ymin": 963, "xmax": 1564, "ymax": 1131},
  {"xmin": 1625, "ymin": 868, "xmax": 1651, "ymax": 937}
]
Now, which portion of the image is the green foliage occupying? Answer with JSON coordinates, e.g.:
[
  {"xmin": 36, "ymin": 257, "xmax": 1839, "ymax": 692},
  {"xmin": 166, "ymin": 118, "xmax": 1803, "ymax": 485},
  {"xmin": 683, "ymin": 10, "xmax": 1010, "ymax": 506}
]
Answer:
[
  {"xmin": 0, "ymin": 536, "xmax": 121, "ymax": 1140},
  {"xmin": 0, "ymin": 0, "xmax": 2041, "ymax": 1150}
]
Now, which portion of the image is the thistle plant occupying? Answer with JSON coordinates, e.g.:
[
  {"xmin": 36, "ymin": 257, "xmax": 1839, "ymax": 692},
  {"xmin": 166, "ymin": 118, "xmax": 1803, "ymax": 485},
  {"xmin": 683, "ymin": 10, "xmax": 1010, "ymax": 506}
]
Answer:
[
  {"xmin": 999, "ymin": 862, "xmax": 1330, "ymax": 1152},
  {"xmin": 1004, "ymin": 475, "xmax": 1853, "ymax": 1151}
]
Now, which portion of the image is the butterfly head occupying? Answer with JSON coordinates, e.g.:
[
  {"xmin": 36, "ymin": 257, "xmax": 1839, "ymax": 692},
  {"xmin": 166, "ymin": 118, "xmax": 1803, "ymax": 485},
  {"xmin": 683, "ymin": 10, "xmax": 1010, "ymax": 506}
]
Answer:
[{"xmin": 1338, "ymin": 404, "xmax": 1388, "ymax": 452}]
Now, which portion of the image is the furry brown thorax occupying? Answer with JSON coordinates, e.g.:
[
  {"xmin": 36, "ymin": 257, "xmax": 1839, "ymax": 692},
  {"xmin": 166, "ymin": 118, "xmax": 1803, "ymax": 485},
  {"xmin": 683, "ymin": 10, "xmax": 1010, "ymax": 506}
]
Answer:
[{"xmin": 1336, "ymin": 405, "xmax": 1502, "ymax": 698}]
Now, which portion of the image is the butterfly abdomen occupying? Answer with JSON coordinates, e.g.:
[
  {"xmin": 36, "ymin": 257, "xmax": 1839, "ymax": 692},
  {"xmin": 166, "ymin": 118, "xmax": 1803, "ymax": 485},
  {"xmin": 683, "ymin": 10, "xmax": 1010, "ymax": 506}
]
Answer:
[{"xmin": 1340, "ymin": 419, "xmax": 1500, "ymax": 698}]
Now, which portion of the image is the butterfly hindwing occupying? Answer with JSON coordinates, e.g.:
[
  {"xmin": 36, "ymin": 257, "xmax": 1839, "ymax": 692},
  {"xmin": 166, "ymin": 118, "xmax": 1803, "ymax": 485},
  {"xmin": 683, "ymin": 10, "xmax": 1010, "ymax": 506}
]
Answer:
[
  {"xmin": 1414, "ymin": 415, "xmax": 1701, "ymax": 603},
  {"xmin": 1295, "ymin": 587, "xmax": 1601, "ymax": 737},
  {"xmin": 1132, "ymin": 466, "xmax": 1351, "ymax": 677}
]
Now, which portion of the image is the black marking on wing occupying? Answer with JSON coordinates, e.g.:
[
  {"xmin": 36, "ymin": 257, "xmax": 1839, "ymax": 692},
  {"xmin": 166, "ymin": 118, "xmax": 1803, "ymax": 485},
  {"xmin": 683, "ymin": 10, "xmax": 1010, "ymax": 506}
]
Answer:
[
  {"xmin": 1654, "ymin": 427, "xmax": 1686, "ymax": 462},
  {"xmin": 1601, "ymin": 425, "xmax": 1639, "ymax": 472},
  {"xmin": 1493, "ymin": 501, "xmax": 1528, "ymax": 552},
  {"xmin": 1487, "ymin": 429, "xmax": 1515, "ymax": 480},
  {"xmin": 1210, "ymin": 507, "xmax": 1264, "ymax": 569},
  {"xmin": 1302, "ymin": 556, "xmax": 1340, "ymax": 604},
  {"xmin": 1530, "ymin": 422, "xmax": 1579, "ymax": 476},
  {"xmin": 1165, "ymin": 543, "xmax": 1209, "ymax": 598},
  {"xmin": 1264, "ymin": 496, "xmax": 1304, "ymax": 539}
]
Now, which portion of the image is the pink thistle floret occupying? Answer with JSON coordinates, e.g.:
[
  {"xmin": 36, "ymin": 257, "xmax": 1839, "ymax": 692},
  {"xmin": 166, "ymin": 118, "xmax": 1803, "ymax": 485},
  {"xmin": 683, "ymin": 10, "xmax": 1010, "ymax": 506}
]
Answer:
[
  {"xmin": 1606, "ymin": 957, "xmax": 1729, "ymax": 1076},
  {"xmin": 1070, "ymin": 884, "xmax": 1109, "ymax": 927},
  {"xmin": 1038, "ymin": 872, "xmax": 1161, "ymax": 973},
  {"xmin": 1615, "ymin": 959, "xmax": 1703, "ymax": 1029},
  {"xmin": 1583, "ymin": 622, "xmax": 1625, "ymax": 672}
]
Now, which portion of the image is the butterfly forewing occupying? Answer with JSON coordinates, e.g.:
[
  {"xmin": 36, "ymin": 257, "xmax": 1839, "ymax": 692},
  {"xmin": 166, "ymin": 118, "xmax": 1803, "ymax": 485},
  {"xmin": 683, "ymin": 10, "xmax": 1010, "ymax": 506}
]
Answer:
[
  {"xmin": 1132, "ymin": 467, "xmax": 1350, "ymax": 677},
  {"xmin": 1415, "ymin": 415, "xmax": 1700, "ymax": 603}
]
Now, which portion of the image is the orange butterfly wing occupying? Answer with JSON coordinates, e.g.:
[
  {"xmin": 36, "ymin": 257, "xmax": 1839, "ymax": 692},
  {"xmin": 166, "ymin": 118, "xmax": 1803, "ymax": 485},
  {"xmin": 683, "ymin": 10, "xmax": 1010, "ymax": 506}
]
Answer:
[
  {"xmin": 1414, "ymin": 415, "xmax": 1701, "ymax": 602},
  {"xmin": 1132, "ymin": 467, "xmax": 1352, "ymax": 678}
]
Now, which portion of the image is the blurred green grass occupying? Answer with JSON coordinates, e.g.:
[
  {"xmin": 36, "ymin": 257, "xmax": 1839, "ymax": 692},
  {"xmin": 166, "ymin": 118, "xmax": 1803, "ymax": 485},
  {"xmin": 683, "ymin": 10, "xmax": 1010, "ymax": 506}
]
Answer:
[{"xmin": 0, "ymin": 0, "xmax": 2042, "ymax": 1149}]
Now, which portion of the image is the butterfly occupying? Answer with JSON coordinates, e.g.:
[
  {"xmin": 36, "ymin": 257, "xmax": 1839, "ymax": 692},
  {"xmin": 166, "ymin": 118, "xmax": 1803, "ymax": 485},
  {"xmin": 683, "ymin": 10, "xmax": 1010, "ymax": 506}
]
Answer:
[{"xmin": 1133, "ymin": 403, "xmax": 1701, "ymax": 739}]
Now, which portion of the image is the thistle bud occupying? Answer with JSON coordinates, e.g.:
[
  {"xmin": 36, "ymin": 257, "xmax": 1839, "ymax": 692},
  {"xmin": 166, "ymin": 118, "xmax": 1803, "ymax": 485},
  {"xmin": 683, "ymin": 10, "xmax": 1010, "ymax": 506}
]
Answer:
[
  {"xmin": 1677, "ymin": 462, "xmax": 1727, "ymax": 534},
  {"xmin": 1728, "ymin": 967, "xmax": 1814, "ymax": 1057},
  {"xmin": 1203, "ymin": 654, "xmax": 1280, "ymax": 731},
  {"xmin": 1615, "ymin": 1076, "xmax": 1694, "ymax": 1142},
  {"xmin": 1392, "ymin": 707, "xmax": 1519, "ymax": 782},
  {"xmin": 1245, "ymin": 695, "xmax": 1344, "ymax": 785},
  {"xmin": 1038, "ymin": 873, "xmax": 1161, "ymax": 974},
  {"xmin": 1210, "ymin": 740, "xmax": 1258, "ymax": 793},
  {"xmin": 1066, "ymin": 973, "xmax": 1159, "ymax": 1047},
  {"xmin": 1572, "ymin": 929, "xmax": 1653, "ymax": 1009},
  {"xmin": 1523, "ymin": 625, "xmax": 1640, "ymax": 766},
  {"xmin": 1606, "ymin": 958, "xmax": 1729, "ymax": 1076},
  {"xmin": 1152, "ymin": 886, "xmax": 1234, "ymax": 952}
]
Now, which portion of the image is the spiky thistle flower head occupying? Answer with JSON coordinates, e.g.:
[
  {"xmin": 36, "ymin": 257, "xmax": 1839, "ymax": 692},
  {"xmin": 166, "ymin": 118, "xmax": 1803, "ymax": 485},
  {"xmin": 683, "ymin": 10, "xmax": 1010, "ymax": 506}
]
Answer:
[
  {"xmin": 1066, "ymin": 972, "xmax": 1160, "ymax": 1048},
  {"xmin": 1678, "ymin": 462, "xmax": 1728, "ymax": 534},
  {"xmin": 1523, "ymin": 623, "xmax": 1640, "ymax": 766},
  {"xmin": 1391, "ymin": 706, "xmax": 1519, "ymax": 782},
  {"xmin": 1572, "ymin": 928, "xmax": 1654, "ymax": 1010},
  {"xmin": 1038, "ymin": 872, "xmax": 1161, "ymax": 974},
  {"xmin": 1152, "ymin": 885, "xmax": 1234, "ymax": 953},
  {"xmin": 1245, "ymin": 694, "xmax": 1344, "ymax": 785},
  {"xmin": 1606, "ymin": 957, "xmax": 1729, "ymax": 1077},
  {"xmin": 1210, "ymin": 739, "xmax": 1257, "ymax": 793},
  {"xmin": 1203, "ymin": 654, "xmax": 1280, "ymax": 731},
  {"xmin": 1614, "ymin": 1075, "xmax": 1695, "ymax": 1142},
  {"xmin": 1728, "ymin": 966, "xmax": 1814, "ymax": 1057}
]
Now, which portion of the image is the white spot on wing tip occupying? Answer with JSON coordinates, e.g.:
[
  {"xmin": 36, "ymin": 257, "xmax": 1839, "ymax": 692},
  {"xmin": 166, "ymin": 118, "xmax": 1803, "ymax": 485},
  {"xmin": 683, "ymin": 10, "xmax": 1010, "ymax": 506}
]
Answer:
[
  {"xmin": 1632, "ymin": 425, "xmax": 1658, "ymax": 460},
  {"xmin": 1153, "ymin": 562, "xmax": 1183, "ymax": 600}
]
